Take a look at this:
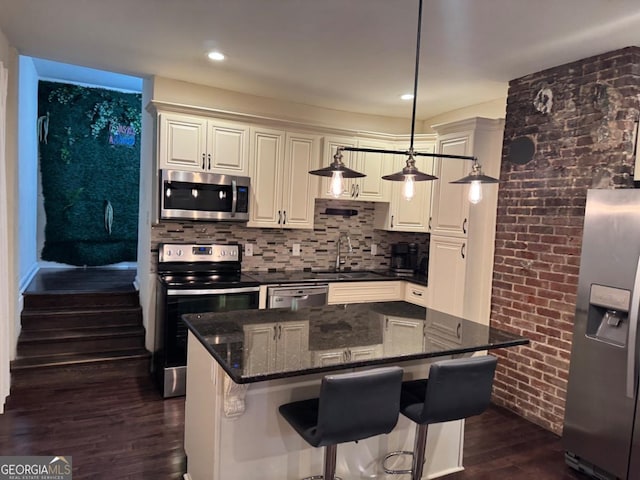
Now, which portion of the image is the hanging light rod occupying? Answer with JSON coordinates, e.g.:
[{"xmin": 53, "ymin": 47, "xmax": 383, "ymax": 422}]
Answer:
[{"xmin": 308, "ymin": 0, "xmax": 499, "ymax": 203}]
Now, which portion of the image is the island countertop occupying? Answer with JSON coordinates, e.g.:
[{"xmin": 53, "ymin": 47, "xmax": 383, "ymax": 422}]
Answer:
[{"xmin": 182, "ymin": 301, "xmax": 528, "ymax": 384}]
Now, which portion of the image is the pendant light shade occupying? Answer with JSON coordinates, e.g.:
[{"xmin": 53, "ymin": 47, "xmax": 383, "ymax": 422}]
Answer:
[
  {"xmin": 449, "ymin": 160, "xmax": 499, "ymax": 205},
  {"xmin": 309, "ymin": 150, "xmax": 365, "ymax": 198},
  {"xmin": 381, "ymin": 153, "xmax": 437, "ymax": 182},
  {"xmin": 308, "ymin": 151, "xmax": 366, "ymax": 179}
]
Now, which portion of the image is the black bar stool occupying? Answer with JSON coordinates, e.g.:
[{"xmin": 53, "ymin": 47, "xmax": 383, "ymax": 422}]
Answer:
[
  {"xmin": 383, "ymin": 355, "xmax": 497, "ymax": 480},
  {"xmin": 279, "ymin": 366, "xmax": 403, "ymax": 480}
]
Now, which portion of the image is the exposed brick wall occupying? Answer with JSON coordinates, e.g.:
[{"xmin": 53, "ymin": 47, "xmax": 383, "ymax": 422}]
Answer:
[{"xmin": 490, "ymin": 47, "xmax": 640, "ymax": 435}]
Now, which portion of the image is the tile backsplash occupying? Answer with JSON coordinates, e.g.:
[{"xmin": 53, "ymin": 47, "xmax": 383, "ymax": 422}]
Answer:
[{"xmin": 150, "ymin": 199, "xmax": 429, "ymax": 273}]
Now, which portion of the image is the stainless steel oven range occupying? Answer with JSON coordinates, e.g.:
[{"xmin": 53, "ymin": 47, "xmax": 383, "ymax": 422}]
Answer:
[{"xmin": 153, "ymin": 243, "xmax": 259, "ymax": 398}]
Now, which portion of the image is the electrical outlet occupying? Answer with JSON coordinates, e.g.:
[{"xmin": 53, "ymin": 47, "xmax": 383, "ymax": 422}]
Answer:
[
  {"xmin": 245, "ymin": 243, "xmax": 253, "ymax": 257},
  {"xmin": 292, "ymin": 243, "xmax": 301, "ymax": 256},
  {"xmin": 371, "ymin": 243, "xmax": 378, "ymax": 256}
]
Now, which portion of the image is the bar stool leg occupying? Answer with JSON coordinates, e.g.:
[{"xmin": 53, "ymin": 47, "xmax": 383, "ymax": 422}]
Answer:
[
  {"xmin": 302, "ymin": 444, "xmax": 342, "ymax": 480},
  {"xmin": 324, "ymin": 444, "xmax": 337, "ymax": 480},
  {"xmin": 411, "ymin": 424, "xmax": 429, "ymax": 480}
]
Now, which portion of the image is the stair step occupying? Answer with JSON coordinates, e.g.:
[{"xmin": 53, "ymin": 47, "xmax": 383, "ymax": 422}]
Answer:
[
  {"xmin": 21, "ymin": 306, "xmax": 143, "ymax": 331},
  {"xmin": 10, "ymin": 349, "xmax": 151, "ymax": 388},
  {"xmin": 17, "ymin": 326, "xmax": 146, "ymax": 358},
  {"xmin": 23, "ymin": 291, "xmax": 140, "ymax": 311}
]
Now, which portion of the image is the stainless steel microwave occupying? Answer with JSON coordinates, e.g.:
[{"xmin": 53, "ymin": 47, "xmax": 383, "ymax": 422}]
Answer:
[{"xmin": 160, "ymin": 169, "xmax": 250, "ymax": 222}]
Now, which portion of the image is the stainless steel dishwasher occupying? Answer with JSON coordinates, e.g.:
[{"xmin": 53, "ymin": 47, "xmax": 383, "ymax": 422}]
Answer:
[{"xmin": 267, "ymin": 284, "xmax": 329, "ymax": 309}]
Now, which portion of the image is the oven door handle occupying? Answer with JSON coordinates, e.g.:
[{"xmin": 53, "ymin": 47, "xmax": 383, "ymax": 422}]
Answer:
[{"xmin": 166, "ymin": 286, "xmax": 260, "ymax": 296}]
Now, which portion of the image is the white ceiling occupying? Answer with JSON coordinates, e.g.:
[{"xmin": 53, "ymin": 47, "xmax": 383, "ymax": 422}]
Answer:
[{"xmin": 1, "ymin": 0, "xmax": 640, "ymax": 119}]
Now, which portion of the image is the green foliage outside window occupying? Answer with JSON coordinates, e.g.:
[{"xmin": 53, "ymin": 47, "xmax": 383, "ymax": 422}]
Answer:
[{"xmin": 38, "ymin": 81, "xmax": 141, "ymax": 266}]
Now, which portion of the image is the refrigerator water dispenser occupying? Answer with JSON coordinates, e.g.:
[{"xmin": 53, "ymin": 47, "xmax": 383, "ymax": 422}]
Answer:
[{"xmin": 586, "ymin": 284, "xmax": 630, "ymax": 347}]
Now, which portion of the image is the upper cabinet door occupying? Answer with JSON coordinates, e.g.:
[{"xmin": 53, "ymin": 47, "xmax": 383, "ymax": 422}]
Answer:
[
  {"xmin": 427, "ymin": 235, "xmax": 467, "ymax": 317},
  {"xmin": 431, "ymin": 133, "xmax": 473, "ymax": 237},
  {"xmin": 318, "ymin": 136, "xmax": 358, "ymax": 200},
  {"xmin": 281, "ymin": 132, "xmax": 320, "ymax": 229},
  {"xmin": 248, "ymin": 127, "xmax": 285, "ymax": 228},
  {"xmin": 207, "ymin": 119, "xmax": 250, "ymax": 176},
  {"xmin": 158, "ymin": 113, "xmax": 208, "ymax": 171},
  {"xmin": 354, "ymin": 139, "xmax": 392, "ymax": 202}
]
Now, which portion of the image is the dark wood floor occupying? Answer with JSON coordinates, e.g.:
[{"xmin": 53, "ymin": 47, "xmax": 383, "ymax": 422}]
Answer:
[{"xmin": 0, "ymin": 374, "xmax": 587, "ymax": 480}]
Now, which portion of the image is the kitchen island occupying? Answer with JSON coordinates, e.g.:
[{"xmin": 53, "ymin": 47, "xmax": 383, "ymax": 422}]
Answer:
[{"xmin": 182, "ymin": 302, "xmax": 528, "ymax": 480}]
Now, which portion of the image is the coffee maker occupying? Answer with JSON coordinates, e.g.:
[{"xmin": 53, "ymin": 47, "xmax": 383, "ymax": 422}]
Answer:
[{"xmin": 390, "ymin": 242, "xmax": 418, "ymax": 276}]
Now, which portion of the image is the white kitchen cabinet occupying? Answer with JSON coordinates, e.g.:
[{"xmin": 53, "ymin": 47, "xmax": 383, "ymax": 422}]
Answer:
[
  {"xmin": 249, "ymin": 128, "xmax": 320, "ymax": 229},
  {"xmin": 158, "ymin": 112, "xmax": 250, "ymax": 175},
  {"xmin": 431, "ymin": 133, "xmax": 473, "ymax": 237},
  {"xmin": 428, "ymin": 235, "xmax": 467, "ymax": 317},
  {"xmin": 318, "ymin": 136, "xmax": 392, "ymax": 202},
  {"xmin": 243, "ymin": 321, "xmax": 310, "ymax": 375},
  {"xmin": 311, "ymin": 344, "xmax": 383, "ymax": 367},
  {"xmin": 383, "ymin": 315, "xmax": 424, "ymax": 356},
  {"xmin": 429, "ymin": 118, "xmax": 504, "ymax": 325},
  {"xmin": 327, "ymin": 281, "xmax": 403, "ymax": 305},
  {"xmin": 355, "ymin": 138, "xmax": 393, "ymax": 202},
  {"xmin": 374, "ymin": 140, "xmax": 435, "ymax": 232}
]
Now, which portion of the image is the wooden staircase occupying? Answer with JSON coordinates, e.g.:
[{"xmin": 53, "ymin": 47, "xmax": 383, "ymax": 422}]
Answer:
[{"xmin": 11, "ymin": 269, "xmax": 151, "ymax": 388}]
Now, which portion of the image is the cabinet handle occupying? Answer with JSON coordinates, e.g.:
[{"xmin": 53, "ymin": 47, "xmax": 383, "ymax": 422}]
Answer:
[
  {"xmin": 355, "ymin": 184, "xmax": 360, "ymax": 198},
  {"xmin": 278, "ymin": 325, "xmax": 282, "ymax": 339},
  {"xmin": 207, "ymin": 153, "xmax": 211, "ymax": 170},
  {"xmin": 462, "ymin": 218, "xmax": 468, "ymax": 234},
  {"xmin": 456, "ymin": 323, "xmax": 462, "ymax": 339},
  {"xmin": 283, "ymin": 211, "xmax": 287, "ymax": 225},
  {"xmin": 278, "ymin": 210, "xmax": 282, "ymax": 224},
  {"xmin": 461, "ymin": 243, "xmax": 466, "ymax": 259},
  {"xmin": 412, "ymin": 289, "xmax": 423, "ymax": 297},
  {"xmin": 351, "ymin": 184, "xmax": 355, "ymax": 197},
  {"xmin": 428, "ymin": 217, "xmax": 432, "ymax": 231},
  {"xmin": 390, "ymin": 215, "xmax": 394, "ymax": 228},
  {"xmin": 385, "ymin": 317, "xmax": 389, "ymax": 330},
  {"xmin": 273, "ymin": 326, "xmax": 277, "ymax": 341},
  {"xmin": 202, "ymin": 153, "xmax": 206, "ymax": 170}
]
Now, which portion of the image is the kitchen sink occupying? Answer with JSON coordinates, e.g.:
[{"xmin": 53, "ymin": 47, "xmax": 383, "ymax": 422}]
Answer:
[{"xmin": 312, "ymin": 271, "xmax": 383, "ymax": 281}]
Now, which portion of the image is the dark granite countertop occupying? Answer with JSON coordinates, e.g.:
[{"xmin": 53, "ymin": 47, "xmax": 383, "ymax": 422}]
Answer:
[
  {"xmin": 183, "ymin": 301, "xmax": 528, "ymax": 384},
  {"xmin": 244, "ymin": 269, "xmax": 428, "ymax": 286}
]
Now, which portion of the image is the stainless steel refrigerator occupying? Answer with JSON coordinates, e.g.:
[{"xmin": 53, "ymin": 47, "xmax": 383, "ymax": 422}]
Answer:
[{"xmin": 564, "ymin": 188, "xmax": 640, "ymax": 480}]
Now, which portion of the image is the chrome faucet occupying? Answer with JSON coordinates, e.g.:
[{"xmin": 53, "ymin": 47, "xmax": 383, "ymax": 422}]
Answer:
[{"xmin": 335, "ymin": 233, "xmax": 353, "ymax": 272}]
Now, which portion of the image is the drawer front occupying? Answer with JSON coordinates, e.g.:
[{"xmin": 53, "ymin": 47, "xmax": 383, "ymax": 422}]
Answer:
[
  {"xmin": 404, "ymin": 283, "xmax": 429, "ymax": 307},
  {"xmin": 328, "ymin": 281, "xmax": 403, "ymax": 305}
]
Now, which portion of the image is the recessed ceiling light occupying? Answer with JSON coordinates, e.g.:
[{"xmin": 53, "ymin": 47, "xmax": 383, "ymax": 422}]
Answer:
[
  {"xmin": 207, "ymin": 51, "xmax": 225, "ymax": 62},
  {"xmin": 400, "ymin": 93, "xmax": 414, "ymax": 101}
]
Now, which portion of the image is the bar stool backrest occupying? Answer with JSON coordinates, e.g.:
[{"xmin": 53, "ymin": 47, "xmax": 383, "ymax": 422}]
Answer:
[
  {"xmin": 316, "ymin": 366, "xmax": 403, "ymax": 446},
  {"xmin": 419, "ymin": 356, "xmax": 497, "ymax": 424}
]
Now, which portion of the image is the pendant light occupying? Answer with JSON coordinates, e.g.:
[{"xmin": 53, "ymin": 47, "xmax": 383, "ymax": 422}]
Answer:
[
  {"xmin": 450, "ymin": 159, "xmax": 499, "ymax": 204},
  {"xmin": 308, "ymin": 148, "xmax": 365, "ymax": 198},
  {"xmin": 379, "ymin": 0, "xmax": 433, "ymax": 201},
  {"xmin": 308, "ymin": 0, "xmax": 499, "ymax": 202}
]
